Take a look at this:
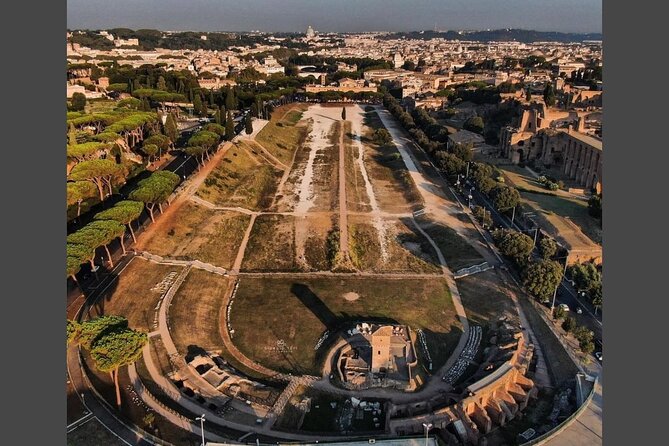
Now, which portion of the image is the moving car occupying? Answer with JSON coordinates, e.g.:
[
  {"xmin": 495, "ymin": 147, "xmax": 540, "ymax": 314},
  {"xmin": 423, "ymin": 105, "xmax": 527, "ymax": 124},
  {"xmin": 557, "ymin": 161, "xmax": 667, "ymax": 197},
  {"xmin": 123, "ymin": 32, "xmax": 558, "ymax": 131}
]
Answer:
[{"xmin": 595, "ymin": 351, "xmax": 603, "ymax": 362}]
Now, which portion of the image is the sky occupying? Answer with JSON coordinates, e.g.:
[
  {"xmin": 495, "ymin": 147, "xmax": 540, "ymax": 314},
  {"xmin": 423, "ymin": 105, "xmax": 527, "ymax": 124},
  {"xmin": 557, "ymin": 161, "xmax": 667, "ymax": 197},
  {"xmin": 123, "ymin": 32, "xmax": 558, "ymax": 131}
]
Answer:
[{"xmin": 67, "ymin": 0, "xmax": 602, "ymax": 34}]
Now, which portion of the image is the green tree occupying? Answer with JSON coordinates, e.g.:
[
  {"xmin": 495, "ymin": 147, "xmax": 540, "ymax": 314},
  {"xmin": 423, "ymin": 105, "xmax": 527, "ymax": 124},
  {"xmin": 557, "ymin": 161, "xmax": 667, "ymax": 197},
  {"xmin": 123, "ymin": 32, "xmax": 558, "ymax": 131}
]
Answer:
[
  {"xmin": 225, "ymin": 87, "xmax": 236, "ymax": 110},
  {"xmin": 568, "ymin": 262, "xmax": 601, "ymax": 292},
  {"xmin": 553, "ymin": 305, "xmax": 566, "ymax": 320},
  {"xmin": 67, "ymin": 181, "xmax": 97, "ymax": 217},
  {"xmin": 188, "ymin": 130, "xmax": 220, "ymax": 161},
  {"xmin": 562, "ymin": 315, "xmax": 576, "ymax": 333},
  {"xmin": 492, "ymin": 229, "xmax": 534, "ymax": 260},
  {"xmin": 69, "ymin": 159, "xmax": 122, "ymax": 201},
  {"xmin": 543, "ymin": 82, "xmax": 556, "ymax": 107},
  {"xmin": 373, "ymin": 128, "xmax": 392, "ymax": 146},
  {"xmin": 164, "ymin": 112, "xmax": 179, "ymax": 144},
  {"xmin": 522, "ymin": 259, "xmax": 563, "ymax": 302},
  {"xmin": 94, "ymin": 200, "xmax": 144, "ymax": 243},
  {"xmin": 470, "ymin": 162, "xmax": 494, "ymax": 192},
  {"xmin": 473, "ymin": 205, "xmax": 492, "ymax": 228},
  {"xmin": 588, "ymin": 194, "xmax": 602, "ymax": 218},
  {"xmin": 591, "ymin": 283, "xmax": 602, "ymax": 314},
  {"xmin": 157, "ymin": 75, "xmax": 167, "ymax": 91},
  {"xmin": 71, "ymin": 92, "xmax": 87, "ymax": 111},
  {"xmin": 68, "ymin": 122, "xmax": 78, "ymax": 145},
  {"xmin": 67, "ymin": 254, "xmax": 83, "ymax": 284},
  {"xmin": 143, "ymin": 134, "xmax": 172, "ymax": 157},
  {"xmin": 434, "ymin": 151, "xmax": 465, "ymax": 177},
  {"xmin": 67, "ymin": 320, "xmax": 81, "ymax": 345},
  {"xmin": 140, "ymin": 143, "xmax": 159, "ymax": 163},
  {"xmin": 90, "ymin": 327, "xmax": 148, "ymax": 406},
  {"xmin": 85, "ymin": 219, "xmax": 128, "ymax": 263},
  {"xmin": 539, "ymin": 237, "xmax": 558, "ymax": 260},
  {"xmin": 341, "ymin": 107, "xmax": 347, "ymax": 120},
  {"xmin": 185, "ymin": 146, "xmax": 207, "ymax": 167},
  {"xmin": 202, "ymin": 123, "xmax": 226, "ymax": 138},
  {"xmin": 129, "ymin": 171, "xmax": 180, "ymax": 221},
  {"xmin": 490, "ymin": 184, "xmax": 520, "ymax": 212},
  {"xmin": 225, "ymin": 111, "xmax": 235, "ymax": 141},
  {"xmin": 245, "ymin": 114, "xmax": 253, "ymax": 135},
  {"xmin": 250, "ymin": 102, "xmax": 259, "ymax": 118},
  {"xmin": 451, "ymin": 142, "xmax": 473, "ymax": 162},
  {"xmin": 193, "ymin": 94, "xmax": 206, "ymax": 117},
  {"xmin": 141, "ymin": 97, "xmax": 151, "ymax": 111},
  {"xmin": 525, "ymin": 88, "xmax": 532, "ymax": 102},
  {"xmin": 463, "ymin": 116, "xmax": 484, "ymax": 134},
  {"xmin": 74, "ymin": 315, "xmax": 128, "ymax": 350},
  {"xmin": 67, "ymin": 242, "xmax": 96, "ymax": 272}
]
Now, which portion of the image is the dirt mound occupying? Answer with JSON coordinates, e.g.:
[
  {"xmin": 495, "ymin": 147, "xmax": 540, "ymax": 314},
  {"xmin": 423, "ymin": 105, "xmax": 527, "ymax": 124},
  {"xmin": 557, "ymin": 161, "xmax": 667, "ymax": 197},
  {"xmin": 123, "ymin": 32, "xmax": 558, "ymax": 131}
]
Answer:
[{"xmin": 342, "ymin": 292, "xmax": 360, "ymax": 301}]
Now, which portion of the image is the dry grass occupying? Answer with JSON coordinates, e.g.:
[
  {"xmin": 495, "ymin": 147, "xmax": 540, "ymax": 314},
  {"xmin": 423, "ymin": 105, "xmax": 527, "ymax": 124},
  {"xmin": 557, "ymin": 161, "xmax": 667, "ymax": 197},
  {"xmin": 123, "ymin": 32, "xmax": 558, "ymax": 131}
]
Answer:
[
  {"xmin": 521, "ymin": 192, "xmax": 601, "ymax": 245},
  {"xmin": 86, "ymin": 257, "xmax": 183, "ymax": 332},
  {"xmin": 416, "ymin": 218, "xmax": 485, "ymax": 271},
  {"xmin": 196, "ymin": 143, "xmax": 282, "ymax": 210},
  {"xmin": 169, "ymin": 269, "xmax": 232, "ymax": 355},
  {"xmin": 241, "ymin": 214, "xmax": 297, "ymax": 271},
  {"xmin": 348, "ymin": 215, "xmax": 441, "ymax": 274},
  {"xmin": 138, "ymin": 202, "xmax": 250, "ymax": 269},
  {"xmin": 230, "ymin": 276, "xmax": 460, "ymax": 375},
  {"xmin": 456, "ymin": 269, "xmax": 519, "ymax": 327},
  {"xmin": 362, "ymin": 111, "xmax": 423, "ymax": 212},
  {"xmin": 300, "ymin": 214, "xmax": 340, "ymax": 272},
  {"xmin": 344, "ymin": 121, "xmax": 372, "ymax": 212},
  {"xmin": 256, "ymin": 104, "xmax": 310, "ymax": 166}
]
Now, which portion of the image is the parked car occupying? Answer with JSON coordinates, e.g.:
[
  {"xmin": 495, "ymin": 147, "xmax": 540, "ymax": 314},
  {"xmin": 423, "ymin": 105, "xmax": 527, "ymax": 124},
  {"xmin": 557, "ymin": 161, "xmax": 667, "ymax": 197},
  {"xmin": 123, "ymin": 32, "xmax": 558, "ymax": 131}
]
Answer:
[
  {"xmin": 576, "ymin": 307, "xmax": 583, "ymax": 314},
  {"xmin": 558, "ymin": 303, "xmax": 570, "ymax": 312}
]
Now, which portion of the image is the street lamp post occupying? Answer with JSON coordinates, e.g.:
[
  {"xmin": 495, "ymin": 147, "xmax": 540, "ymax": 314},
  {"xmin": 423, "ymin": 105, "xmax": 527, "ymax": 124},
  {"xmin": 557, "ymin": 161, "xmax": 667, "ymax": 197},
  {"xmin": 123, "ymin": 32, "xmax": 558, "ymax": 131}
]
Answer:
[
  {"xmin": 511, "ymin": 205, "xmax": 516, "ymax": 227},
  {"xmin": 196, "ymin": 414, "xmax": 206, "ymax": 446},
  {"xmin": 422, "ymin": 422, "xmax": 433, "ymax": 446},
  {"xmin": 550, "ymin": 257, "xmax": 569, "ymax": 313}
]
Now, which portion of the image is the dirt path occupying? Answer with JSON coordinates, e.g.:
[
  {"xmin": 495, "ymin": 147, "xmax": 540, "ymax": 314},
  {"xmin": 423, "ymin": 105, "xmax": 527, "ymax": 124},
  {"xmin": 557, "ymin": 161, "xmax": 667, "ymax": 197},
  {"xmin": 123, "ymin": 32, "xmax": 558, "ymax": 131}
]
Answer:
[
  {"xmin": 231, "ymin": 214, "xmax": 258, "ymax": 273},
  {"xmin": 250, "ymin": 140, "xmax": 289, "ymax": 169},
  {"xmin": 349, "ymin": 104, "xmax": 389, "ymax": 261},
  {"xmin": 337, "ymin": 116, "xmax": 349, "ymax": 259}
]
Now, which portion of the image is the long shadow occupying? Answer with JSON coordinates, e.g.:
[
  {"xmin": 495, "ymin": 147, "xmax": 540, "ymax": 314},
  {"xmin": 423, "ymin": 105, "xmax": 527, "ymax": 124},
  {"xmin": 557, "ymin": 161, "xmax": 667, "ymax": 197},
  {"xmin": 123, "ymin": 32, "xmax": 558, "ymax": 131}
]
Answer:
[{"xmin": 397, "ymin": 216, "xmax": 442, "ymax": 269}]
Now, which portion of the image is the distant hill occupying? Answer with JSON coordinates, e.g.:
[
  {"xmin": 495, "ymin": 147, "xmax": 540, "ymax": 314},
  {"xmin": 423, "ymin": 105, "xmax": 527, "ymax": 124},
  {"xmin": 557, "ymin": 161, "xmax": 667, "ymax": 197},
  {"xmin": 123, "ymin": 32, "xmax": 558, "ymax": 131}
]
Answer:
[{"xmin": 381, "ymin": 29, "xmax": 602, "ymax": 43}]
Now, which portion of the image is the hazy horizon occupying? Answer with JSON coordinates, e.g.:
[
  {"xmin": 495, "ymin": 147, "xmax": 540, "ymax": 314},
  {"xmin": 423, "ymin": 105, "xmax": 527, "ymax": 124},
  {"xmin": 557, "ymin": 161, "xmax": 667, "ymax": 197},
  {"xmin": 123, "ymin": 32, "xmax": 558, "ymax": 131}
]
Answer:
[{"xmin": 67, "ymin": 0, "xmax": 602, "ymax": 34}]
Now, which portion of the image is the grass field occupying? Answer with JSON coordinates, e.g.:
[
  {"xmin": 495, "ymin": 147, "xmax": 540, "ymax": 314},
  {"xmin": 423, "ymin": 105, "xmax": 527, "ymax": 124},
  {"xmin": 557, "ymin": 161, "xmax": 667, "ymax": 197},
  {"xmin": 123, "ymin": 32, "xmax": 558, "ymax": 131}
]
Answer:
[
  {"xmin": 241, "ymin": 214, "xmax": 297, "ymax": 271},
  {"xmin": 494, "ymin": 164, "xmax": 601, "ymax": 245},
  {"xmin": 169, "ymin": 269, "xmax": 232, "ymax": 355},
  {"xmin": 456, "ymin": 270, "xmax": 519, "ymax": 327},
  {"xmin": 521, "ymin": 192, "xmax": 601, "ymax": 245},
  {"xmin": 348, "ymin": 216, "xmax": 441, "ymax": 274},
  {"xmin": 139, "ymin": 202, "xmax": 250, "ymax": 269},
  {"xmin": 85, "ymin": 257, "xmax": 183, "ymax": 332},
  {"xmin": 196, "ymin": 142, "xmax": 282, "ymax": 210},
  {"xmin": 256, "ymin": 104, "xmax": 310, "ymax": 166},
  {"xmin": 67, "ymin": 417, "xmax": 129, "ymax": 446},
  {"xmin": 300, "ymin": 215, "xmax": 339, "ymax": 272},
  {"xmin": 229, "ymin": 276, "xmax": 460, "ymax": 375},
  {"xmin": 416, "ymin": 219, "xmax": 486, "ymax": 271},
  {"xmin": 362, "ymin": 111, "xmax": 423, "ymax": 212}
]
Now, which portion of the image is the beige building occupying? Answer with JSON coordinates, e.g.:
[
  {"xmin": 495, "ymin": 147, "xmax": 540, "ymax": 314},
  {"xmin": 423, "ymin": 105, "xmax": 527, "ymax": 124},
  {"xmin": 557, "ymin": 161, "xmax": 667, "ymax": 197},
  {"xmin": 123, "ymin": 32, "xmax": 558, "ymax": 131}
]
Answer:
[{"xmin": 499, "ymin": 107, "xmax": 602, "ymax": 193}]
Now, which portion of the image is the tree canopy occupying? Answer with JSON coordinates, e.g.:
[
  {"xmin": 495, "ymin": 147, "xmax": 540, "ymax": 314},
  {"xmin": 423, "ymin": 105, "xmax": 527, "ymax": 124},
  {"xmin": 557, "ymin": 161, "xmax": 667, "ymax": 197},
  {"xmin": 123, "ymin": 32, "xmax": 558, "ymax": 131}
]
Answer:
[
  {"xmin": 69, "ymin": 159, "xmax": 122, "ymax": 201},
  {"xmin": 490, "ymin": 184, "xmax": 520, "ymax": 212},
  {"xmin": 492, "ymin": 229, "xmax": 534, "ymax": 260},
  {"xmin": 522, "ymin": 259, "xmax": 563, "ymax": 302}
]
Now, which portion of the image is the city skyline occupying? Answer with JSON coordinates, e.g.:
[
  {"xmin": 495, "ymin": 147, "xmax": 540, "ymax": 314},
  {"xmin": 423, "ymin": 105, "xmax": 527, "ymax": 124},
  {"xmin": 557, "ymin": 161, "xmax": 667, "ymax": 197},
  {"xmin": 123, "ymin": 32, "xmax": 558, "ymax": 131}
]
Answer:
[{"xmin": 67, "ymin": 0, "xmax": 602, "ymax": 34}]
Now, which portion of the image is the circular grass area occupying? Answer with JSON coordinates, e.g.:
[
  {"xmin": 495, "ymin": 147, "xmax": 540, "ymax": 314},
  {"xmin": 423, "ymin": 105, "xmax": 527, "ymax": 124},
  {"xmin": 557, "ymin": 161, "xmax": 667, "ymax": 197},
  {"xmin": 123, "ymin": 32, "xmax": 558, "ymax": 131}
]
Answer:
[{"xmin": 228, "ymin": 276, "xmax": 463, "ymax": 376}]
